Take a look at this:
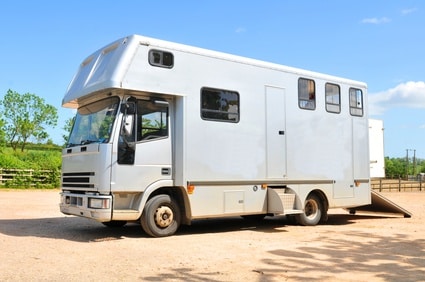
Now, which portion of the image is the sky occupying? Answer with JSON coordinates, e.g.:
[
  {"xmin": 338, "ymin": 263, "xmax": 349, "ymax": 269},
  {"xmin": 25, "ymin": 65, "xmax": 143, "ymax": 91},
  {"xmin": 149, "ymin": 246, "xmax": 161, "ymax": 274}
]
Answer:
[{"xmin": 0, "ymin": 0, "xmax": 424, "ymax": 158}]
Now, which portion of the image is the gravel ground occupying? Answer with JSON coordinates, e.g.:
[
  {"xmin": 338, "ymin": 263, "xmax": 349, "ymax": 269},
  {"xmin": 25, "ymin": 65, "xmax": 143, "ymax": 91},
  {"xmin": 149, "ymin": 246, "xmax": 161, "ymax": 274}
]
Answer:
[{"xmin": 0, "ymin": 190, "xmax": 424, "ymax": 282}]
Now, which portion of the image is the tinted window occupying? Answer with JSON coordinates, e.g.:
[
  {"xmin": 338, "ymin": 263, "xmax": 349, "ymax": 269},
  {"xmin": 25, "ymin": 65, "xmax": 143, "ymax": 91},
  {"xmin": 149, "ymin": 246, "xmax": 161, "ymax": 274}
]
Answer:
[
  {"xmin": 201, "ymin": 88, "xmax": 239, "ymax": 122},
  {"xmin": 149, "ymin": 50, "xmax": 174, "ymax": 68}
]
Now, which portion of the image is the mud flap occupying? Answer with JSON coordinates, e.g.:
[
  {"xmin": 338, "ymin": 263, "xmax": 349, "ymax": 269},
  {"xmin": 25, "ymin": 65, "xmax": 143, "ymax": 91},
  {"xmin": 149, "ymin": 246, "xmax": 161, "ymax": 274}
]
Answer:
[{"xmin": 346, "ymin": 190, "xmax": 412, "ymax": 218}]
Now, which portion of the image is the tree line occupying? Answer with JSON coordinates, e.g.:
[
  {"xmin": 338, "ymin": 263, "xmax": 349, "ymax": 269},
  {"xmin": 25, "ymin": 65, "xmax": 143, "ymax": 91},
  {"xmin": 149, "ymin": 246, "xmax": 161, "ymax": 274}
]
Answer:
[
  {"xmin": 0, "ymin": 89, "xmax": 70, "ymax": 151},
  {"xmin": 385, "ymin": 157, "xmax": 425, "ymax": 179}
]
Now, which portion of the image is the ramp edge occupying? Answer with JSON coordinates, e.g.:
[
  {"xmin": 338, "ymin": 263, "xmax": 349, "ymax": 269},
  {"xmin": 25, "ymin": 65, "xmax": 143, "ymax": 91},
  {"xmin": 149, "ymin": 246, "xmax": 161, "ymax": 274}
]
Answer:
[{"xmin": 346, "ymin": 190, "xmax": 412, "ymax": 218}]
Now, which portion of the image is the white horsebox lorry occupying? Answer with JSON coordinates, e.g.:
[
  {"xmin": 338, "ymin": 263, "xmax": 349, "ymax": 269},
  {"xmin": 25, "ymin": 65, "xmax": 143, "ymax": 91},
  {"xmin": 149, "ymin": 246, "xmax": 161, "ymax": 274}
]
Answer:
[{"xmin": 60, "ymin": 34, "xmax": 389, "ymax": 237}]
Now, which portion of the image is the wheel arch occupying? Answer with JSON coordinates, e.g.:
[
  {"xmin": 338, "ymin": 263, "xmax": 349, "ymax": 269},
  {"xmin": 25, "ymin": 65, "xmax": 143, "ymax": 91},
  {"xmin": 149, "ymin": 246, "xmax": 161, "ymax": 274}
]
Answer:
[{"xmin": 139, "ymin": 184, "xmax": 191, "ymax": 225}]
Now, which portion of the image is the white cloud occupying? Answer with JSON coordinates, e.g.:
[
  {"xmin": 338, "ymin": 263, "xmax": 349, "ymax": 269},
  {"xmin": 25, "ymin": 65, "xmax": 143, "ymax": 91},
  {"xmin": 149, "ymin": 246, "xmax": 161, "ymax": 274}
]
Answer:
[
  {"xmin": 369, "ymin": 81, "xmax": 425, "ymax": 115},
  {"xmin": 401, "ymin": 8, "xmax": 417, "ymax": 15},
  {"xmin": 361, "ymin": 17, "xmax": 391, "ymax": 24}
]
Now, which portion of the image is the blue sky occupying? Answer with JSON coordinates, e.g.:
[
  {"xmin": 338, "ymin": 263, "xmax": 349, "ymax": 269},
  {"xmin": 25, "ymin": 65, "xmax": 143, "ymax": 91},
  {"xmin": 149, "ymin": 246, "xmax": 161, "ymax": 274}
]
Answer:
[{"xmin": 1, "ymin": 1, "xmax": 424, "ymax": 158}]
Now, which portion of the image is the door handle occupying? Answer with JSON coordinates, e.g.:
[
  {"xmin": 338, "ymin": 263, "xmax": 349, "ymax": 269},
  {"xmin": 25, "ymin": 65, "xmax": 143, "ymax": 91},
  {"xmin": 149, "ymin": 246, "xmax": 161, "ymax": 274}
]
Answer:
[
  {"xmin": 278, "ymin": 131, "xmax": 285, "ymax": 135},
  {"xmin": 161, "ymin": 168, "xmax": 171, "ymax": 175}
]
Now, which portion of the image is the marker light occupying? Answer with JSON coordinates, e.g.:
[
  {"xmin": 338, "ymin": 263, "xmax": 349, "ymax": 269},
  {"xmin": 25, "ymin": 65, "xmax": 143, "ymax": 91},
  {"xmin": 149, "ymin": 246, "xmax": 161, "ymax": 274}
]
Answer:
[{"xmin": 187, "ymin": 185, "xmax": 195, "ymax": 194}]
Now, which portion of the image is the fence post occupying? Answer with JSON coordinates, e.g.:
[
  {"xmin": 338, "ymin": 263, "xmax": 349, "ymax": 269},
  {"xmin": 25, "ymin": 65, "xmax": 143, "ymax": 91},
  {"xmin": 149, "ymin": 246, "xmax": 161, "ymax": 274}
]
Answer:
[
  {"xmin": 379, "ymin": 178, "xmax": 382, "ymax": 192},
  {"xmin": 399, "ymin": 177, "xmax": 401, "ymax": 192}
]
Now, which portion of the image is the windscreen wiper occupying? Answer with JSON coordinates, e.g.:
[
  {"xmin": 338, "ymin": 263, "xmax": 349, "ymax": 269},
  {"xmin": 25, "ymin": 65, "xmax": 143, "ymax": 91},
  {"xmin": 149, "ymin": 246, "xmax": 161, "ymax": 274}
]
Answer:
[{"xmin": 80, "ymin": 139, "xmax": 98, "ymax": 145}]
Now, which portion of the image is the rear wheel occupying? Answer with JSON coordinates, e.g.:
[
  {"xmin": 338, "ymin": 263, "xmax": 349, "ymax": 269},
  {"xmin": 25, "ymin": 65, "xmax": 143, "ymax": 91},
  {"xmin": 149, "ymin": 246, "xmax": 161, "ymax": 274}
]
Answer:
[
  {"xmin": 295, "ymin": 194, "xmax": 323, "ymax": 226},
  {"xmin": 141, "ymin": 194, "xmax": 181, "ymax": 237}
]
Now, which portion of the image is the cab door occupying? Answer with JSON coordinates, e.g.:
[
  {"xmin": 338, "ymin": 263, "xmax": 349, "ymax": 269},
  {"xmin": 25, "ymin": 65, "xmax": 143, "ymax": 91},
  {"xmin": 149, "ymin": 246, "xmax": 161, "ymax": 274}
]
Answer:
[{"xmin": 111, "ymin": 97, "xmax": 172, "ymax": 192}]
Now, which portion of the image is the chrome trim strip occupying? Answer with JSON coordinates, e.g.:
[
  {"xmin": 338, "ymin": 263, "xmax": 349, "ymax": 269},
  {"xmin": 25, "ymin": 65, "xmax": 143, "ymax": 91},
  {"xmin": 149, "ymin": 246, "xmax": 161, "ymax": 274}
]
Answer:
[{"xmin": 187, "ymin": 179, "xmax": 335, "ymax": 186}]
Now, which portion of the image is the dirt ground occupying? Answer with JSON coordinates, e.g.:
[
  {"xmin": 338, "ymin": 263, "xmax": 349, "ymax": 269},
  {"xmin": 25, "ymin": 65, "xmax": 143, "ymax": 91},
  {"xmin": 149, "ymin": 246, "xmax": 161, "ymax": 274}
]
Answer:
[{"xmin": 0, "ymin": 190, "xmax": 424, "ymax": 282}]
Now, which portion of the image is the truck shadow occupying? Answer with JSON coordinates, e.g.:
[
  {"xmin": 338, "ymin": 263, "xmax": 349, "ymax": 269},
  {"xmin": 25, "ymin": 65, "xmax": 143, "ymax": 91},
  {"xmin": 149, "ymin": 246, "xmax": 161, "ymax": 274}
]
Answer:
[
  {"xmin": 0, "ymin": 213, "xmax": 372, "ymax": 242},
  {"xmin": 178, "ymin": 213, "xmax": 361, "ymax": 235}
]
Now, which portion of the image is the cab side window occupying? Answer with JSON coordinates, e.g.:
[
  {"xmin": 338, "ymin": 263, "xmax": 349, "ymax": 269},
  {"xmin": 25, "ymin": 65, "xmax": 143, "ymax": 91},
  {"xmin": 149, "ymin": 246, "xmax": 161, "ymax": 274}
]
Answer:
[{"xmin": 137, "ymin": 100, "xmax": 169, "ymax": 141}]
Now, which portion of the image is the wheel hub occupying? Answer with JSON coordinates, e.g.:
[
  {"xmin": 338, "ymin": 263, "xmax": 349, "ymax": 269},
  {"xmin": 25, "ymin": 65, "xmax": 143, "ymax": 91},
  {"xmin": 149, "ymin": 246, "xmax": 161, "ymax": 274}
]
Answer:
[
  {"xmin": 154, "ymin": 206, "xmax": 174, "ymax": 228},
  {"xmin": 305, "ymin": 200, "xmax": 318, "ymax": 218}
]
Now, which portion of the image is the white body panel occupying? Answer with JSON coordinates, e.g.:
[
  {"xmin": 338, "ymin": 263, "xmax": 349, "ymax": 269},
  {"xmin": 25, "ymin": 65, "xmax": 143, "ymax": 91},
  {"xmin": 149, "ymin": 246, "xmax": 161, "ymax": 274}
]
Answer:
[{"xmin": 60, "ymin": 35, "xmax": 371, "ymax": 227}]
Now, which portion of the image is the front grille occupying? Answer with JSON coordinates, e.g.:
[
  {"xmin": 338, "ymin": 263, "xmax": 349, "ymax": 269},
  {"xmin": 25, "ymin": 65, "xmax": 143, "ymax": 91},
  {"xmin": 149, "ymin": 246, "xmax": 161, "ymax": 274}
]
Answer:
[
  {"xmin": 63, "ymin": 177, "xmax": 89, "ymax": 183},
  {"xmin": 62, "ymin": 172, "xmax": 95, "ymax": 189}
]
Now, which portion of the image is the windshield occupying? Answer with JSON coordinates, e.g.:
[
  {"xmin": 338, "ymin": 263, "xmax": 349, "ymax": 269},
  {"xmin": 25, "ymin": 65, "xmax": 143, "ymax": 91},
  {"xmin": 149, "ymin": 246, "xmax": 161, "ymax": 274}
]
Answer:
[{"xmin": 67, "ymin": 97, "xmax": 120, "ymax": 147}]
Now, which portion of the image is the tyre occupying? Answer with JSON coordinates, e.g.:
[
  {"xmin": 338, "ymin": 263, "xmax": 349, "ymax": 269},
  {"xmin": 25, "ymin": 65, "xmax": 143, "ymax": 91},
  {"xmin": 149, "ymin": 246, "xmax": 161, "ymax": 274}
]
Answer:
[
  {"xmin": 295, "ymin": 194, "xmax": 323, "ymax": 226},
  {"xmin": 141, "ymin": 194, "xmax": 181, "ymax": 237},
  {"xmin": 102, "ymin": 220, "xmax": 127, "ymax": 227}
]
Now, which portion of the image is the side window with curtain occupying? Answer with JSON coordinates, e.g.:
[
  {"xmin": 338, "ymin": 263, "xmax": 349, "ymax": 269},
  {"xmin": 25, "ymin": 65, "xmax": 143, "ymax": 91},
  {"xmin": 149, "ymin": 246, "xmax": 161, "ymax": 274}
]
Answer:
[{"xmin": 298, "ymin": 78, "xmax": 316, "ymax": 110}]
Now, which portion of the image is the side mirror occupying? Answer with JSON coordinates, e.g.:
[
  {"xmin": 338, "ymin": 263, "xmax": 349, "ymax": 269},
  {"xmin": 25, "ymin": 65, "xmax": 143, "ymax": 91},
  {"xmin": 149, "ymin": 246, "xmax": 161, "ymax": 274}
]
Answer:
[{"xmin": 121, "ymin": 115, "xmax": 134, "ymax": 137}]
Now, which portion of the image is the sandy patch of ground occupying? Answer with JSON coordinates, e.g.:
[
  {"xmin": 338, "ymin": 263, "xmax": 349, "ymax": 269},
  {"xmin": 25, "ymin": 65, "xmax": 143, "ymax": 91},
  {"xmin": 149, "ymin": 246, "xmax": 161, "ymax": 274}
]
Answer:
[{"xmin": 0, "ymin": 190, "xmax": 424, "ymax": 281}]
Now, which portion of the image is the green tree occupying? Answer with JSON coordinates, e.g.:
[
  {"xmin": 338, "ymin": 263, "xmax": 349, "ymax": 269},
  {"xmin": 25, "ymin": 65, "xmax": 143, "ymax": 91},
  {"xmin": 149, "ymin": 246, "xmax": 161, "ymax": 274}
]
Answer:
[
  {"xmin": 0, "ymin": 89, "xmax": 58, "ymax": 152},
  {"xmin": 383, "ymin": 157, "xmax": 425, "ymax": 179},
  {"xmin": 0, "ymin": 117, "xmax": 6, "ymax": 150},
  {"xmin": 384, "ymin": 157, "xmax": 406, "ymax": 179},
  {"xmin": 62, "ymin": 116, "xmax": 75, "ymax": 145},
  {"xmin": 419, "ymin": 159, "xmax": 425, "ymax": 174}
]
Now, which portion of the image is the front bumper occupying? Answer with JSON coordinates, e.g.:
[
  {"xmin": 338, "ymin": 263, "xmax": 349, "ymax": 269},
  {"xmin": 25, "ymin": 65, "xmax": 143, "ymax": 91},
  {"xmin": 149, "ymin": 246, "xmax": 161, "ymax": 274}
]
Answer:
[{"xmin": 60, "ymin": 192, "xmax": 113, "ymax": 222}]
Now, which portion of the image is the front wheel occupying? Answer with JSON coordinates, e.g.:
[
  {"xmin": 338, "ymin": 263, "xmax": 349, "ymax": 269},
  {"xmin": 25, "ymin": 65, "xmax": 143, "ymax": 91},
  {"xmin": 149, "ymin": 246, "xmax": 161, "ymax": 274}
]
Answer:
[
  {"xmin": 295, "ymin": 194, "xmax": 324, "ymax": 226},
  {"xmin": 141, "ymin": 194, "xmax": 181, "ymax": 237}
]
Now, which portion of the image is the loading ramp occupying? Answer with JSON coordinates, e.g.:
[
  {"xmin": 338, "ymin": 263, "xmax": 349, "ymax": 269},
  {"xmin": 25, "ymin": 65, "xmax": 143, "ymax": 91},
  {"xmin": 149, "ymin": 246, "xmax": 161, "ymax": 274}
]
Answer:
[{"xmin": 347, "ymin": 190, "xmax": 412, "ymax": 218}]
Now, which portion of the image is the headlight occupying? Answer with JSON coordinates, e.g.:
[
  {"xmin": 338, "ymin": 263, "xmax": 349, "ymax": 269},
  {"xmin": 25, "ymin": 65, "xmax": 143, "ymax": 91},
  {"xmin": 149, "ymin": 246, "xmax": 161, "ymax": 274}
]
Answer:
[{"xmin": 88, "ymin": 198, "xmax": 110, "ymax": 209}]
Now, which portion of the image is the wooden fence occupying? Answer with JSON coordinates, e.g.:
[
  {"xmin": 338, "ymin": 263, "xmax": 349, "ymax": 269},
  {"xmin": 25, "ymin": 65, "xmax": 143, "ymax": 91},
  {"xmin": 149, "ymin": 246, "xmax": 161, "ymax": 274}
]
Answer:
[
  {"xmin": 0, "ymin": 168, "xmax": 59, "ymax": 188},
  {"xmin": 371, "ymin": 179, "xmax": 424, "ymax": 192}
]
